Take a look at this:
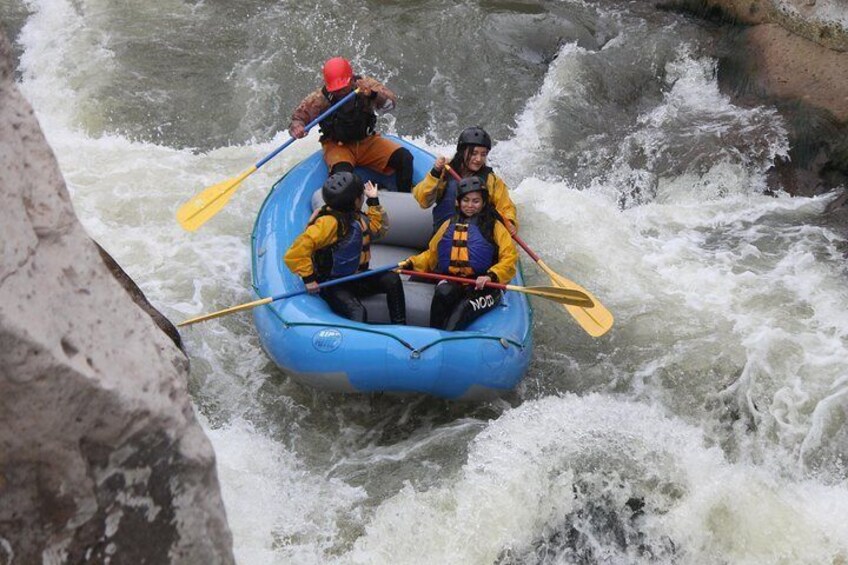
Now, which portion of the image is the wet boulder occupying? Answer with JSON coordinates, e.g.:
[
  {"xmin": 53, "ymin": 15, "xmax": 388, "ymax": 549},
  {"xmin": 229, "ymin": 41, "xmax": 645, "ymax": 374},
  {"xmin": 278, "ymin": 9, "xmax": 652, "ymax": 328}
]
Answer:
[
  {"xmin": 0, "ymin": 30, "xmax": 233, "ymax": 564},
  {"xmin": 659, "ymin": 0, "xmax": 848, "ymax": 195},
  {"xmin": 733, "ymin": 22, "xmax": 848, "ymax": 195}
]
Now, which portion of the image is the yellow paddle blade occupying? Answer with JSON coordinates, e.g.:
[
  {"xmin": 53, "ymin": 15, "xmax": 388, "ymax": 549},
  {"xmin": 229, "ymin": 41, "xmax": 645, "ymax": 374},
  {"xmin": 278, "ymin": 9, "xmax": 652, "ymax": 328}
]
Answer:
[
  {"xmin": 538, "ymin": 260, "xmax": 614, "ymax": 337},
  {"xmin": 506, "ymin": 284, "xmax": 594, "ymax": 307},
  {"xmin": 176, "ymin": 166, "xmax": 257, "ymax": 232},
  {"xmin": 177, "ymin": 296, "xmax": 272, "ymax": 327}
]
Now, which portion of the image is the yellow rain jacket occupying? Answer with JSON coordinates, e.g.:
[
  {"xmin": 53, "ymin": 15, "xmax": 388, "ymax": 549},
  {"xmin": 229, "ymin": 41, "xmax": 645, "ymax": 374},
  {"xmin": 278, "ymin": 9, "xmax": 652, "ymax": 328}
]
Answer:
[
  {"xmin": 407, "ymin": 216, "xmax": 518, "ymax": 284},
  {"xmin": 412, "ymin": 168, "xmax": 519, "ymax": 229},
  {"xmin": 284, "ymin": 200, "xmax": 387, "ymax": 283}
]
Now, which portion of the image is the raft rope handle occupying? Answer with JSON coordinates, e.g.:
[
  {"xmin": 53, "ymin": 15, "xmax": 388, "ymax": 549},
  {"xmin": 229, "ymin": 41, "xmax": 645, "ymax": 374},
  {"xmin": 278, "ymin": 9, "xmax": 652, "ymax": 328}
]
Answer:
[{"xmin": 411, "ymin": 334, "xmax": 524, "ymax": 356}]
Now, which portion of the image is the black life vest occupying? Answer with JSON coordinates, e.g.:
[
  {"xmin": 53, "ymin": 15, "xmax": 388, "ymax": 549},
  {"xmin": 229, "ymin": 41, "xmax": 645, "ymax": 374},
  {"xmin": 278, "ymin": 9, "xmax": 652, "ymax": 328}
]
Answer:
[
  {"xmin": 311, "ymin": 207, "xmax": 372, "ymax": 281},
  {"xmin": 319, "ymin": 76, "xmax": 377, "ymax": 143}
]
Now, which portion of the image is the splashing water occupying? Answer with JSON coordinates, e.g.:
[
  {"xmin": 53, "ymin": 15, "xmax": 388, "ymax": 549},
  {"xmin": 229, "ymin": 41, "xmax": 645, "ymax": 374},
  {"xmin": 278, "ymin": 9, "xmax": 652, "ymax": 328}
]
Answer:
[{"xmin": 9, "ymin": 0, "xmax": 848, "ymax": 562}]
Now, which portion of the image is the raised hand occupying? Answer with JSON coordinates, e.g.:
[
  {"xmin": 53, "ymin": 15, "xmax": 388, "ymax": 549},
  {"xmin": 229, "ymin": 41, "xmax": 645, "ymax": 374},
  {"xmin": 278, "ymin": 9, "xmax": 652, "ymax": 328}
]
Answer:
[{"xmin": 364, "ymin": 180, "xmax": 379, "ymax": 199}]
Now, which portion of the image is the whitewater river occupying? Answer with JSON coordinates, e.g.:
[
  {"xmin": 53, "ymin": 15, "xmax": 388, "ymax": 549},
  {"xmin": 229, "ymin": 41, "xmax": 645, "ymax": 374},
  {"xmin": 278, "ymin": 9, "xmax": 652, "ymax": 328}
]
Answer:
[{"xmin": 3, "ymin": 0, "xmax": 847, "ymax": 562}]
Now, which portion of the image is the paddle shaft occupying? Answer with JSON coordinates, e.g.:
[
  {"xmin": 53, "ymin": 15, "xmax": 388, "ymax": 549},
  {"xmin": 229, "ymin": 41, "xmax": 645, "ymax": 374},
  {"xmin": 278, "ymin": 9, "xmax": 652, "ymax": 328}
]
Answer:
[
  {"xmin": 177, "ymin": 89, "xmax": 360, "ymax": 231},
  {"xmin": 398, "ymin": 269, "xmax": 593, "ymax": 306},
  {"xmin": 272, "ymin": 262, "xmax": 397, "ymax": 300},
  {"xmin": 178, "ymin": 263, "xmax": 399, "ymax": 327},
  {"xmin": 256, "ymin": 88, "xmax": 358, "ymax": 168},
  {"xmin": 511, "ymin": 233, "xmax": 540, "ymax": 261},
  {"xmin": 400, "ymin": 269, "xmax": 508, "ymax": 291}
]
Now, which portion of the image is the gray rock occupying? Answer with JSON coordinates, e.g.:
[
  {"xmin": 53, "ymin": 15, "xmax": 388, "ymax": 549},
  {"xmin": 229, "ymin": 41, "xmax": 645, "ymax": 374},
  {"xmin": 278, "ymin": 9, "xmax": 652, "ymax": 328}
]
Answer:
[
  {"xmin": 658, "ymin": 0, "xmax": 848, "ymax": 196},
  {"xmin": 95, "ymin": 242, "xmax": 185, "ymax": 353},
  {"xmin": 0, "ymin": 29, "xmax": 234, "ymax": 564},
  {"xmin": 657, "ymin": 0, "xmax": 848, "ymax": 51}
]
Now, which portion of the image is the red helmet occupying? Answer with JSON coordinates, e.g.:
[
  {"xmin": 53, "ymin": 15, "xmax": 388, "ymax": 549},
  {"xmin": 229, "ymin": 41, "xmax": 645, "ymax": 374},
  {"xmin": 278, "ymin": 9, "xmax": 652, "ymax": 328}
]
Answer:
[{"xmin": 323, "ymin": 57, "xmax": 353, "ymax": 92}]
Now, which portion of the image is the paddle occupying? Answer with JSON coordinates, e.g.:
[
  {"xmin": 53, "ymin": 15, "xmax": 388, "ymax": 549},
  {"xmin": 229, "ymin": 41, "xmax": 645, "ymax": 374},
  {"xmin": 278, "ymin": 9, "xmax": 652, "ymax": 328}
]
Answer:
[
  {"xmin": 177, "ymin": 262, "xmax": 399, "ymax": 327},
  {"xmin": 398, "ymin": 270, "xmax": 594, "ymax": 307},
  {"xmin": 176, "ymin": 88, "xmax": 360, "ymax": 232},
  {"xmin": 443, "ymin": 164, "xmax": 613, "ymax": 337}
]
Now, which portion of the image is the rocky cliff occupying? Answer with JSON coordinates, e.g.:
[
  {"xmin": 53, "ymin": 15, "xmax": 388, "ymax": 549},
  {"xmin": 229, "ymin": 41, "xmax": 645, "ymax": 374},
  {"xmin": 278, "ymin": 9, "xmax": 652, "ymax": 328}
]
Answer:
[
  {"xmin": 0, "ymin": 30, "xmax": 234, "ymax": 563},
  {"xmin": 660, "ymin": 0, "xmax": 848, "ymax": 197}
]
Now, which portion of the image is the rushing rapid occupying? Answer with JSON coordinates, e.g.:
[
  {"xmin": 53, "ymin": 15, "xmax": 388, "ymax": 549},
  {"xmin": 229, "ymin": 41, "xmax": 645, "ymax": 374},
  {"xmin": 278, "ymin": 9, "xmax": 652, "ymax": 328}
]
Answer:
[{"xmin": 5, "ymin": 0, "xmax": 848, "ymax": 562}]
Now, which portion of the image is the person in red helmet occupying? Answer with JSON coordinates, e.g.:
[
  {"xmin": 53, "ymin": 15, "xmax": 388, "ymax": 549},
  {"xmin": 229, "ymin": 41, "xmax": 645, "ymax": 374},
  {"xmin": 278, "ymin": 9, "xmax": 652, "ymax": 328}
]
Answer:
[{"xmin": 288, "ymin": 57, "xmax": 414, "ymax": 193}]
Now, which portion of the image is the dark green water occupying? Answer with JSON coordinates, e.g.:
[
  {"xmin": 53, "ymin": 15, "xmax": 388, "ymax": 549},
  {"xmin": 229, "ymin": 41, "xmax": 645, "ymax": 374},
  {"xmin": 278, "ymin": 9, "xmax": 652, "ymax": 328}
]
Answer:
[{"xmin": 5, "ymin": 0, "xmax": 848, "ymax": 562}]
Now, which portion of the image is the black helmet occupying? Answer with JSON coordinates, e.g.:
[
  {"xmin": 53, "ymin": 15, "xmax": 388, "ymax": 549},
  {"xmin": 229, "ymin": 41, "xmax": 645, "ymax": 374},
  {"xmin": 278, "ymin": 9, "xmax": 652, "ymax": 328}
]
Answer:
[
  {"xmin": 322, "ymin": 172, "xmax": 364, "ymax": 211},
  {"xmin": 456, "ymin": 176, "xmax": 487, "ymax": 200},
  {"xmin": 456, "ymin": 126, "xmax": 492, "ymax": 151}
]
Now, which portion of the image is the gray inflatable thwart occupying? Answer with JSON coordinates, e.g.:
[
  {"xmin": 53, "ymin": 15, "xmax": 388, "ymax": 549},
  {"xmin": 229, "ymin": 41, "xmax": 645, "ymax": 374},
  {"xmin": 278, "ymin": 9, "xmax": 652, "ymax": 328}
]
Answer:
[
  {"xmin": 311, "ymin": 188, "xmax": 443, "ymax": 326},
  {"xmin": 311, "ymin": 189, "xmax": 435, "ymax": 250}
]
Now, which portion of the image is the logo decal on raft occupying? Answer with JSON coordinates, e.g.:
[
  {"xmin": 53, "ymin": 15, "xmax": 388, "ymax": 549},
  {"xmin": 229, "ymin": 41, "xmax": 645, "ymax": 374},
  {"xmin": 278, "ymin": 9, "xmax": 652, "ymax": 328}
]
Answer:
[
  {"xmin": 469, "ymin": 294, "xmax": 495, "ymax": 312},
  {"xmin": 313, "ymin": 328, "xmax": 343, "ymax": 352}
]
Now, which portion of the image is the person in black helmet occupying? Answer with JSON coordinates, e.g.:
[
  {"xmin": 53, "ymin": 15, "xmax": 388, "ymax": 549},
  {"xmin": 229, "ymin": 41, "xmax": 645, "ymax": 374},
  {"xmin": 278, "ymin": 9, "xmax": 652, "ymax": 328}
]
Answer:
[
  {"xmin": 401, "ymin": 176, "xmax": 518, "ymax": 331},
  {"xmin": 413, "ymin": 126, "xmax": 519, "ymax": 234},
  {"xmin": 288, "ymin": 57, "xmax": 414, "ymax": 192},
  {"xmin": 284, "ymin": 172, "xmax": 406, "ymax": 324}
]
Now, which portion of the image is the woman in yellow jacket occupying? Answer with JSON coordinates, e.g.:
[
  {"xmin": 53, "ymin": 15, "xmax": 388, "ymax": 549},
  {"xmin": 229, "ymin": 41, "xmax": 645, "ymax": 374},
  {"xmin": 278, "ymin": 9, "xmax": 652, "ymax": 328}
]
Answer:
[
  {"xmin": 284, "ymin": 172, "xmax": 406, "ymax": 324},
  {"xmin": 413, "ymin": 126, "xmax": 519, "ymax": 235},
  {"xmin": 402, "ymin": 176, "xmax": 518, "ymax": 331}
]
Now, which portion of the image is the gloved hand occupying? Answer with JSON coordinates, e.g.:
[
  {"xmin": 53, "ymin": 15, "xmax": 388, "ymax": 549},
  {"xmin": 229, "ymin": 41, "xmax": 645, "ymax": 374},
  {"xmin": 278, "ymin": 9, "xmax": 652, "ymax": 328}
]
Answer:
[
  {"xmin": 355, "ymin": 79, "xmax": 377, "ymax": 99},
  {"xmin": 289, "ymin": 122, "xmax": 306, "ymax": 139}
]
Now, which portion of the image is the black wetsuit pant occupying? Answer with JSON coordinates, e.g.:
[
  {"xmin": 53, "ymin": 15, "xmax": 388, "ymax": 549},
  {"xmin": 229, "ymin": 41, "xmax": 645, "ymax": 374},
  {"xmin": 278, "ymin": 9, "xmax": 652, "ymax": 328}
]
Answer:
[
  {"xmin": 330, "ymin": 147, "xmax": 413, "ymax": 193},
  {"xmin": 386, "ymin": 147, "xmax": 413, "ymax": 193},
  {"xmin": 320, "ymin": 270, "xmax": 406, "ymax": 324},
  {"xmin": 429, "ymin": 281, "xmax": 502, "ymax": 331}
]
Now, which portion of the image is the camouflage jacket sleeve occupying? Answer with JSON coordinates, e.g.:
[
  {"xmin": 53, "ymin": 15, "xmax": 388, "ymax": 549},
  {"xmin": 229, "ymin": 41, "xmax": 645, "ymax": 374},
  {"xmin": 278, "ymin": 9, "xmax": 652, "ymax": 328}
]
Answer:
[
  {"xmin": 289, "ymin": 88, "xmax": 330, "ymax": 128},
  {"xmin": 355, "ymin": 76, "xmax": 397, "ymax": 113}
]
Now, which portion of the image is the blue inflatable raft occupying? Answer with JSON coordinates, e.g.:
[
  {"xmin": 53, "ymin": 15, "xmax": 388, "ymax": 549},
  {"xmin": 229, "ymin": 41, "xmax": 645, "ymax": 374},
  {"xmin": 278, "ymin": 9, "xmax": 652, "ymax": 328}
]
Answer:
[{"xmin": 251, "ymin": 136, "xmax": 533, "ymax": 400}]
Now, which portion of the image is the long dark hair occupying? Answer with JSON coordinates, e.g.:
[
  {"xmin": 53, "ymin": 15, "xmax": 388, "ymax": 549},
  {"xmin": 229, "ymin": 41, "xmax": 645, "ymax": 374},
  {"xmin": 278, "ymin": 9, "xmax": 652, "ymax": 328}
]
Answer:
[
  {"xmin": 449, "ymin": 146, "xmax": 476, "ymax": 176},
  {"xmin": 311, "ymin": 205, "xmax": 358, "ymax": 241}
]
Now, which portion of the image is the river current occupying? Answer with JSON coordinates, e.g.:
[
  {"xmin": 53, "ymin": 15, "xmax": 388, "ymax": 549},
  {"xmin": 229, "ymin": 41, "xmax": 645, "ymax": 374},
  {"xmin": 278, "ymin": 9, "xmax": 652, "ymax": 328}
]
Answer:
[{"xmin": 3, "ymin": 0, "xmax": 847, "ymax": 562}]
